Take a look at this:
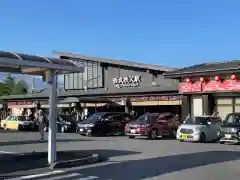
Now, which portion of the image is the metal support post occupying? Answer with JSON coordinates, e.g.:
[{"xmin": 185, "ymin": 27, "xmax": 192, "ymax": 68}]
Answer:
[{"xmin": 48, "ymin": 70, "xmax": 57, "ymax": 165}]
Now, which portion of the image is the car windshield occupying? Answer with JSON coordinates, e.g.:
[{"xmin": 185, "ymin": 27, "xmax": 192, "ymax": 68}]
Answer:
[
  {"xmin": 225, "ymin": 114, "xmax": 240, "ymax": 124},
  {"xmin": 184, "ymin": 116, "xmax": 210, "ymax": 125},
  {"xmin": 83, "ymin": 112, "xmax": 106, "ymax": 123},
  {"xmin": 130, "ymin": 114, "xmax": 149, "ymax": 125},
  {"xmin": 19, "ymin": 116, "xmax": 28, "ymax": 121},
  {"xmin": 235, "ymin": 114, "xmax": 240, "ymax": 123},
  {"xmin": 59, "ymin": 115, "xmax": 75, "ymax": 122}
]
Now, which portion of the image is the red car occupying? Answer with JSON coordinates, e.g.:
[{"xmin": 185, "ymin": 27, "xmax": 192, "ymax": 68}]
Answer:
[{"xmin": 125, "ymin": 112, "xmax": 180, "ymax": 140}]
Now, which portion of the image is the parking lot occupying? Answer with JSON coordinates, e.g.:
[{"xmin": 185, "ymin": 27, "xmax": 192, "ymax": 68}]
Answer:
[{"xmin": 1, "ymin": 131, "xmax": 240, "ymax": 180}]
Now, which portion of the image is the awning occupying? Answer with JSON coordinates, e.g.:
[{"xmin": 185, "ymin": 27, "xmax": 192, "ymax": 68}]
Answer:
[
  {"xmin": 0, "ymin": 51, "xmax": 84, "ymax": 75},
  {"xmin": 59, "ymin": 97, "xmax": 112, "ymax": 104}
]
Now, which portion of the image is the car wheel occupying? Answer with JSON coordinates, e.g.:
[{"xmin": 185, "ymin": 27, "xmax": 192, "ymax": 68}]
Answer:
[
  {"xmin": 61, "ymin": 126, "xmax": 65, "ymax": 133},
  {"xmin": 149, "ymin": 129, "xmax": 158, "ymax": 140},
  {"xmin": 171, "ymin": 129, "xmax": 177, "ymax": 138},
  {"xmin": 3, "ymin": 124, "xmax": 7, "ymax": 130},
  {"xmin": 86, "ymin": 132, "xmax": 92, "ymax": 137},
  {"xmin": 18, "ymin": 125, "xmax": 22, "ymax": 131},
  {"xmin": 199, "ymin": 133, "xmax": 206, "ymax": 143},
  {"xmin": 219, "ymin": 141, "xmax": 225, "ymax": 144},
  {"xmin": 213, "ymin": 136, "xmax": 221, "ymax": 143},
  {"xmin": 128, "ymin": 136, "xmax": 135, "ymax": 139}
]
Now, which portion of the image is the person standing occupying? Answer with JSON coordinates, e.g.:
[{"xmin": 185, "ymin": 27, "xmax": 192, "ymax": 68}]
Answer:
[
  {"xmin": 130, "ymin": 110, "xmax": 136, "ymax": 120},
  {"xmin": 35, "ymin": 109, "xmax": 47, "ymax": 141},
  {"xmin": 27, "ymin": 109, "xmax": 34, "ymax": 121}
]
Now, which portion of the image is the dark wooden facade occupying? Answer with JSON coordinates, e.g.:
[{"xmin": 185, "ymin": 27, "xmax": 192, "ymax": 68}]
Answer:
[{"xmin": 1, "ymin": 51, "xmax": 182, "ymax": 116}]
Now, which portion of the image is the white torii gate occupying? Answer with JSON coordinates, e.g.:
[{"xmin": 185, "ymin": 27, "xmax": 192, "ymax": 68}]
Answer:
[{"xmin": 0, "ymin": 51, "xmax": 84, "ymax": 165}]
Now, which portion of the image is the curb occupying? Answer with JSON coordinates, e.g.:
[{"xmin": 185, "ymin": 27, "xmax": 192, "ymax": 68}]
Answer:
[
  {"xmin": 0, "ymin": 152, "xmax": 47, "ymax": 163},
  {"xmin": 49, "ymin": 153, "xmax": 100, "ymax": 169}
]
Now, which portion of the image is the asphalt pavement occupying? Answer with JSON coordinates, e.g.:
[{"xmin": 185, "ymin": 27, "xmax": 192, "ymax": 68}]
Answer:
[{"xmin": 0, "ymin": 131, "xmax": 240, "ymax": 180}]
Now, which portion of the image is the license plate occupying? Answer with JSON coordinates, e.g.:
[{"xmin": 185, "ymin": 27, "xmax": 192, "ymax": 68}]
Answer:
[
  {"xmin": 181, "ymin": 134, "xmax": 188, "ymax": 139},
  {"xmin": 80, "ymin": 128, "xmax": 83, "ymax": 132},
  {"xmin": 130, "ymin": 129, "xmax": 136, "ymax": 134},
  {"xmin": 225, "ymin": 134, "xmax": 232, "ymax": 139}
]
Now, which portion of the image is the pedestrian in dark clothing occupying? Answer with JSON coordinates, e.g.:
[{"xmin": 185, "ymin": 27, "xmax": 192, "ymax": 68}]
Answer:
[{"xmin": 35, "ymin": 109, "xmax": 47, "ymax": 140}]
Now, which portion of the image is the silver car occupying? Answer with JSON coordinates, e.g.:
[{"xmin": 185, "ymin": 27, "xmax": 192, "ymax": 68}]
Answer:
[{"xmin": 177, "ymin": 116, "xmax": 222, "ymax": 143}]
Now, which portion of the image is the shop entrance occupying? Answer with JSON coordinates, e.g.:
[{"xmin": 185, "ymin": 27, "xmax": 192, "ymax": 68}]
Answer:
[
  {"xmin": 214, "ymin": 95, "xmax": 240, "ymax": 120},
  {"xmin": 131, "ymin": 105, "xmax": 181, "ymax": 118}
]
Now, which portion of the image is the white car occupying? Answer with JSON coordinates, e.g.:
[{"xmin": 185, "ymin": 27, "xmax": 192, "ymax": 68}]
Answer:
[{"xmin": 177, "ymin": 116, "xmax": 222, "ymax": 143}]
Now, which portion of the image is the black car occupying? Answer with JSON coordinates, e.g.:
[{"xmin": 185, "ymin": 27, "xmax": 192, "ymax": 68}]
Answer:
[
  {"xmin": 76, "ymin": 112, "xmax": 131, "ymax": 136},
  {"xmin": 44, "ymin": 115, "xmax": 77, "ymax": 133},
  {"xmin": 219, "ymin": 113, "xmax": 240, "ymax": 144}
]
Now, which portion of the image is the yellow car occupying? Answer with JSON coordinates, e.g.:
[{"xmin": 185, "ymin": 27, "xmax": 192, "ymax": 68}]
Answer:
[{"xmin": 1, "ymin": 115, "xmax": 35, "ymax": 130}]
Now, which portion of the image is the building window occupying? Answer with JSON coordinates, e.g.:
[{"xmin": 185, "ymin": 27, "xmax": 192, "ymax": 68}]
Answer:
[
  {"xmin": 64, "ymin": 59, "xmax": 103, "ymax": 90},
  {"xmin": 215, "ymin": 98, "xmax": 233, "ymax": 120}
]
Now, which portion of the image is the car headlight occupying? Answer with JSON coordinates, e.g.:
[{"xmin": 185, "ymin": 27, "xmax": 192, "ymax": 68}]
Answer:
[{"xmin": 66, "ymin": 122, "xmax": 71, "ymax": 125}]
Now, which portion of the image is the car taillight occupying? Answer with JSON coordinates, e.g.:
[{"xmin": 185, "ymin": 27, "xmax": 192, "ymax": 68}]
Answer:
[{"xmin": 125, "ymin": 124, "xmax": 129, "ymax": 131}]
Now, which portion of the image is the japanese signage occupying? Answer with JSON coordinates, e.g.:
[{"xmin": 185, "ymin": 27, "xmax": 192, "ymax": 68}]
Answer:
[
  {"xmin": 112, "ymin": 75, "xmax": 141, "ymax": 88},
  {"xmin": 179, "ymin": 82, "xmax": 202, "ymax": 93},
  {"xmin": 203, "ymin": 80, "xmax": 240, "ymax": 92},
  {"xmin": 8, "ymin": 101, "xmax": 33, "ymax": 106},
  {"xmin": 179, "ymin": 79, "xmax": 240, "ymax": 93},
  {"xmin": 110, "ymin": 95, "xmax": 182, "ymax": 102},
  {"xmin": 7, "ymin": 100, "xmax": 49, "ymax": 106}
]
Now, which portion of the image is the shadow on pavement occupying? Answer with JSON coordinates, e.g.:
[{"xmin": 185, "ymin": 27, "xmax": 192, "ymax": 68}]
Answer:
[
  {"xmin": 0, "ymin": 138, "xmax": 96, "ymax": 146},
  {"xmin": 70, "ymin": 150, "xmax": 240, "ymax": 180},
  {"xmin": 134, "ymin": 136, "xmax": 176, "ymax": 140},
  {"xmin": 0, "ymin": 149, "xmax": 140, "ymax": 175}
]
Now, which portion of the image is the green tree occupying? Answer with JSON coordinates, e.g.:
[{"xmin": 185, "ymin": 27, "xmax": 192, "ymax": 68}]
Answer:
[
  {"xmin": 4, "ymin": 73, "xmax": 14, "ymax": 89},
  {"xmin": 2, "ymin": 74, "xmax": 28, "ymax": 95},
  {"xmin": 0, "ymin": 82, "xmax": 11, "ymax": 96}
]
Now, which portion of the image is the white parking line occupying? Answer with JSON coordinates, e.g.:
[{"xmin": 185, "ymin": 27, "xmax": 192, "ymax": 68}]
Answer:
[
  {"xmin": 45, "ymin": 173, "xmax": 81, "ymax": 180},
  {"xmin": 76, "ymin": 176, "xmax": 99, "ymax": 180},
  {"xmin": 0, "ymin": 151, "xmax": 16, "ymax": 154},
  {"xmin": 4, "ymin": 170, "xmax": 65, "ymax": 180}
]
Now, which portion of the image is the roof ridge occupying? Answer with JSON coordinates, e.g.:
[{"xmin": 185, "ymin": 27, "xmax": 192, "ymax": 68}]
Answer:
[
  {"xmin": 164, "ymin": 59, "xmax": 240, "ymax": 77},
  {"xmin": 52, "ymin": 50, "xmax": 176, "ymax": 72},
  {"xmin": 203, "ymin": 60, "xmax": 240, "ymax": 65},
  {"xmin": 175, "ymin": 60, "xmax": 240, "ymax": 70}
]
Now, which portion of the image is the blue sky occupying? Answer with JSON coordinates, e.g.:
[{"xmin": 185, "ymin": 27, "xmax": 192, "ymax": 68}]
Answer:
[{"xmin": 0, "ymin": 0, "xmax": 240, "ymax": 69}]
